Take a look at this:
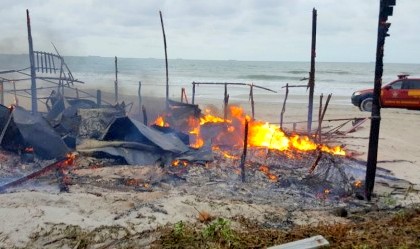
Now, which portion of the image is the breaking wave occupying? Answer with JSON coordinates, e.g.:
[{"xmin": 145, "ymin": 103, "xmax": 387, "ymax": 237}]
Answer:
[{"xmin": 240, "ymin": 74, "xmax": 304, "ymax": 81}]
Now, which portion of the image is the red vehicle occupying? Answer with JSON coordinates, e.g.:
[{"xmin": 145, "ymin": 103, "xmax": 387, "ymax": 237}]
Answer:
[{"xmin": 351, "ymin": 75, "xmax": 420, "ymax": 112}]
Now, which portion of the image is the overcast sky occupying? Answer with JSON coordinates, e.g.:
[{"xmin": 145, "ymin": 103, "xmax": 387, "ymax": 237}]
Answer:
[{"xmin": 0, "ymin": 0, "xmax": 419, "ymax": 63}]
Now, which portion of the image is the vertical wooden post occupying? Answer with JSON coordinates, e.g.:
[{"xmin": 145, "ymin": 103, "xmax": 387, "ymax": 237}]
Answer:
[
  {"xmin": 0, "ymin": 81, "xmax": 3, "ymax": 106},
  {"xmin": 114, "ymin": 56, "xmax": 118, "ymax": 103},
  {"xmin": 249, "ymin": 84, "xmax": 255, "ymax": 119},
  {"xmin": 96, "ymin": 90, "xmax": 101, "ymax": 107},
  {"xmin": 307, "ymin": 8, "xmax": 317, "ymax": 133},
  {"xmin": 138, "ymin": 81, "xmax": 142, "ymax": 118},
  {"xmin": 224, "ymin": 83, "xmax": 229, "ymax": 120},
  {"xmin": 317, "ymin": 94, "xmax": 332, "ymax": 143},
  {"xmin": 240, "ymin": 119, "xmax": 249, "ymax": 182},
  {"xmin": 159, "ymin": 11, "xmax": 169, "ymax": 110},
  {"xmin": 181, "ymin": 88, "xmax": 185, "ymax": 103},
  {"xmin": 317, "ymin": 94, "xmax": 324, "ymax": 141},
  {"xmin": 76, "ymin": 88, "xmax": 79, "ymax": 99},
  {"xmin": 366, "ymin": 0, "xmax": 395, "ymax": 201},
  {"xmin": 13, "ymin": 81, "xmax": 18, "ymax": 106},
  {"xmin": 192, "ymin": 82, "xmax": 196, "ymax": 105},
  {"xmin": 142, "ymin": 105, "xmax": 148, "ymax": 125},
  {"xmin": 26, "ymin": 9, "xmax": 37, "ymax": 114},
  {"xmin": 280, "ymin": 83, "xmax": 289, "ymax": 129}
]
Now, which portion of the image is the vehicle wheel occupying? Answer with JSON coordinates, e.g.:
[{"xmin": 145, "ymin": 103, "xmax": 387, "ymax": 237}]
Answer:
[{"xmin": 360, "ymin": 98, "xmax": 373, "ymax": 112}]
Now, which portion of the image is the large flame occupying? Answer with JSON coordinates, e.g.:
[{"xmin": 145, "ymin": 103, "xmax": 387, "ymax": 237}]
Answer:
[
  {"xmin": 154, "ymin": 115, "xmax": 169, "ymax": 127},
  {"xmin": 152, "ymin": 105, "xmax": 345, "ymax": 156}
]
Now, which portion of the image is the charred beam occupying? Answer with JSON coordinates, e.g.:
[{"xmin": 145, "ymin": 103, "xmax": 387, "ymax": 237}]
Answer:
[
  {"xmin": 27, "ymin": 9, "xmax": 37, "ymax": 113},
  {"xmin": 240, "ymin": 119, "xmax": 249, "ymax": 182},
  {"xmin": 307, "ymin": 8, "xmax": 317, "ymax": 133},
  {"xmin": 159, "ymin": 11, "xmax": 169, "ymax": 110},
  {"xmin": 0, "ymin": 158, "xmax": 68, "ymax": 193}
]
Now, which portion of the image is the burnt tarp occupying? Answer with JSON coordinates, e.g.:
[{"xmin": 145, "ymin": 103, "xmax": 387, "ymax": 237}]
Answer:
[
  {"xmin": 46, "ymin": 94, "xmax": 80, "ymax": 136},
  {"xmin": 1, "ymin": 106, "xmax": 69, "ymax": 159},
  {"xmin": 166, "ymin": 99, "xmax": 201, "ymax": 127},
  {"xmin": 77, "ymin": 140, "xmax": 163, "ymax": 165},
  {"xmin": 102, "ymin": 117, "xmax": 189, "ymax": 154}
]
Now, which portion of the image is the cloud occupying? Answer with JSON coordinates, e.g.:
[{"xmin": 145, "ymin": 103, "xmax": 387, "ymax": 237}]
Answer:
[{"xmin": 0, "ymin": 0, "xmax": 419, "ymax": 62}]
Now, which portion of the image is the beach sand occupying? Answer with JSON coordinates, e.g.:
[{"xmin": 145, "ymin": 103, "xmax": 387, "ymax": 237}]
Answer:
[{"xmin": 0, "ymin": 90, "xmax": 419, "ymax": 247}]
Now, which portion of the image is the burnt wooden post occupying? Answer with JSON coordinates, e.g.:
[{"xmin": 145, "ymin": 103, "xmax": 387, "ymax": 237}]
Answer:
[
  {"xmin": 138, "ymin": 81, "xmax": 142, "ymax": 118},
  {"xmin": 307, "ymin": 8, "xmax": 317, "ymax": 133},
  {"xmin": 12, "ymin": 81, "xmax": 18, "ymax": 106},
  {"xmin": 366, "ymin": 0, "xmax": 396, "ymax": 201},
  {"xmin": 249, "ymin": 84, "xmax": 255, "ymax": 119},
  {"xmin": 142, "ymin": 105, "xmax": 148, "ymax": 125},
  {"xmin": 96, "ymin": 90, "xmax": 101, "ymax": 107},
  {"xmin": 76, "ymin": 88, "xmax": 79, "ymax": 99},
  {"xmin": 0, "ymin": 81, "xmax": 3, "ymax": 105},
  {"xmin": 240, "ymin": 119, "xmax": 249, "ymax": 182},
  {"xmin": 192, "ymin": 82, "xmax": 196, "ymax": 105},
  {"xmin": 159, "ymin": 11, "xmax": 169, "ymax": 110},
  {"xmin": 114, "ymin": 56, "xmax": 118, "ymax": 103},
  {"xmin": 280, "ymin": 83, "xmax": 289, "ymax": 128},
  {"xmin": 223, "ymin": 83, "xmax": 229, "ymax": 120},
  {"xmin": 317, "ymin": 94, "xmax": 324, "ymax": 141},
  {"xmin": 316, "ymin": 94, "xmax": 332, "ymax": 143},
  {"xmin": 26, "ymin": 9, "xmax": 38, "ymax": 113}
]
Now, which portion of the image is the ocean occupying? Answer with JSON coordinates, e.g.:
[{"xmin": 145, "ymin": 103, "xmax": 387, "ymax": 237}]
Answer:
[{"xmin": 1, "ymin": 54, "xmax": 419, "ymax": 105}]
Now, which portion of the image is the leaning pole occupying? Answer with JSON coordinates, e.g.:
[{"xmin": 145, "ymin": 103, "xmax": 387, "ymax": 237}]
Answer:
[{"xmin": 26, "ymin": 9, "xmax": 37, "ymax": 114}]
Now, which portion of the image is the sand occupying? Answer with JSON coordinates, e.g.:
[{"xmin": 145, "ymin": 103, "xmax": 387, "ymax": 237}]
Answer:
[{"xmin": 0, "ymin": 90, "xmax": 419, "ymax": 248}]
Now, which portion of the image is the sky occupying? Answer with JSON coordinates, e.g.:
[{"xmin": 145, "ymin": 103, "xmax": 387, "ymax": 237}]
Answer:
[{"xmin": 0, "ymin": 0, "xmax": 419, "ymax": 63}]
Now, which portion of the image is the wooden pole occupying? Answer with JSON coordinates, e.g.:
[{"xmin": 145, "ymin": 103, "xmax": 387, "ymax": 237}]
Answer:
[
  {"xmin": 159, "ymin": 11, "xmax": 169, "ymax": 110},
  {"xmin": 114, "ymin": 56, "xmax": 118, "ymax": 103},
  {"xmin": 316, "ymin": 94, "xmax": 332, "ymax": 143},
  {"xmin": 366, "ymin": 0, "xmax": 395, "ymax": 201},
  {"xmin": 0, "ymin": 81, "xmax": 3, "ymax": 105},
  {"xmin": 192, "ymin": 82, "xmax": 196, "ymax": 105},
  {"xmin": 138, "ymin": 81, "xmax": 142, "ymax": 118},
  {"xmin": 307, "ymin": 8, "xmax": 317, "ymax": 133},
  {"xmin": 26, "ymin": 9, "xmax": 38, "ymax": 114},
  {"xmin": 317, "ymin": 94, "xmax": 323, "ymax": 142},
  {"xmin": 76, "ymin": 88, "xmax": 79, "ymax": 99},
  {"xmin": 181, "ymin": 88, "xmax": 184, "ymax": 103},
  {"xmin": 142, "ymin": 105, "xmax": 148, "ymax": 125},
  {"xmin": 240, "ymin": 119, "xmax": 249, "ymax": 182},
  {"xmin": 280, "ymin": 83, "xmax": 289, "ymax": 128},
  {"xmin": 249, "ymin": 84, "xmax": 255, "ymax": 119},
  {"xmin": 224, "ymin": 83, "xmax": 229, "ymax": 120},
  {"xmin": 96, "ymin": 89, "xmax": 101, "ymax": 107},
  {"xmin": 13, "ymin": 81, "xmax": 18, "ymax": 106}
]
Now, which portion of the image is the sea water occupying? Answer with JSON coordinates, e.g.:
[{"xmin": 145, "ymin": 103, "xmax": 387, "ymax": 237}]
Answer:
[{"xmin": 1, "ymin": 54, "xmax": 419, "ymax": 105}]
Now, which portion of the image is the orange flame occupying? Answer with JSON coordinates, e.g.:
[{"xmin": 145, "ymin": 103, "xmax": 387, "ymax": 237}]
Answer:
[
  {"xmin": 213, "ymin": 146, "xmax": 240, "ymax": 159},
  {"xmin": 258, "ymin": 165, "xmax": 278, "ymax": 182},
  {"xmin": 63, "ymin": 153, "xmax": 76, "ymax": 166},
  {"xmin": 154, "ymin": 115, "xmax": 169, "ymax": 127},
  {"xmin": 172, "ymin": 159, "xmax": 188, "ymax": 167},
  {"xmin": 353, "ymin": 180, "xmax": 362, "ymax": 188}
]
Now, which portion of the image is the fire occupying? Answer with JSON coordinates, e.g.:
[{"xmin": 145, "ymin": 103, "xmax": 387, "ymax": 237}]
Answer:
[
  {"xmin": 258, "ymin": 165, "xmax": 279, "ymax": 182},
  {"xmin": 63, "ymin": 153, "xmax": 76, "ymax": 166},
  {"xmin": 172, "ymin": 159, "xmax": 188, "ymax": 167},
  {"xmin": 353, "ymin": 180, "xmax": 362, "ymax": 188},
  {"xmin": 212, "ymin": 146, "xmax": 240, "ymax": 159},
  {"xmin": 154, "ymin": 115, "xmax": 169, "ymax": 127},
  {"xmin": 200, "ymin": 112, "xmax": 227, "ymax": 125},
  {"xmin": 157, "ymin": 105, "xmax": 346, "ymax": 155}
]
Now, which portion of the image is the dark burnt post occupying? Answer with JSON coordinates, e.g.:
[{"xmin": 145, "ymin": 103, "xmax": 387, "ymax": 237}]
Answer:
[
  {"xmin": 159, "ymin": 11, "xmax": 169, "ymax": 110},
  {"xmin": 307, "ymin": 8, "xmax": 317, "ymax": 133},
  {"xmin": 192, "ymin": 82, "xmax": 196, "ymax": 105},
  {"xmin": 114, "ymin": 56, "xmax": 118, "ymax": 103},
  {"xmin": 0, "ymin": 80, "xmax": 3, "ymax": 105},
  {"xmin": 26, "ymin": 9, "xmax": 38, "ymax": 113},
  {"xmin": 365, "ymin": 0, "xmax": 396, "ymax": 201}
]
